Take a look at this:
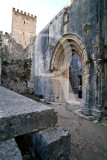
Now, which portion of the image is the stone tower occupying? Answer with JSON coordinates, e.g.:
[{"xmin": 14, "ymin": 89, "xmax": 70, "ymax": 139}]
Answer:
[{"xmin": 11, "ymin": 8, "xmax": 36, "ymax": 48}]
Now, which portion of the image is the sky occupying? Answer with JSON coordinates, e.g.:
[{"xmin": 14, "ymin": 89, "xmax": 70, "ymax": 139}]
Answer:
[{"xmin": 0, "ymin": 0, "xmax": 70, "ymax": 34}]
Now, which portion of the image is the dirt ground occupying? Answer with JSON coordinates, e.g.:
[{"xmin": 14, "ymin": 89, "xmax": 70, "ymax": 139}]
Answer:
[{"xmin": 23, "ymin": 94, "xmax": 107, "ymax": 160}]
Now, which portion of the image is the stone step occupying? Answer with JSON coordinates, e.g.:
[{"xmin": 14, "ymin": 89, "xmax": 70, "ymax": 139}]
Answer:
[
  {"xmin": 32, "ymin": 126, "xmax": 71, "ymax": 160},
  {"xmin": 0, "ymin": 86, "xmax": 57, "ymax": 140}
]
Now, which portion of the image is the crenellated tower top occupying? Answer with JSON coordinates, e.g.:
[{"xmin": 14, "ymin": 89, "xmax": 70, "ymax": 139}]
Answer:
[
  {"xmin": 12, "ymin": 8, "xmax": 36, "ymax": 19},
  {"xmin": 11, "ymin": 8, "xmax": 36, "ymax": 48}
]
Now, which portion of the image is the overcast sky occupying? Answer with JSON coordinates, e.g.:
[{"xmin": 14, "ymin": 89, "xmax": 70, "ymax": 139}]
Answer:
[{"xmin": 0, "ymin": 0, "xmax": 70, "ymax": 34}]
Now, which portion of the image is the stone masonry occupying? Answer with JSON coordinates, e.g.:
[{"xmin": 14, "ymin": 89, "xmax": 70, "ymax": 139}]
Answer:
[
  {"xmin": 1, "ymin": 59, "xmax": 32, "ymax": 93},
  {"xmin": 0, "ymin": 86, "xmax": 57, "ymax": 140},
  {"xmin": 34, "ymin": 0, "xmax": 107, "ymax": 118},
  {"xmin": 0, "ymin": 86, "xmax": 71, "ymax": 160},
  {"xmin": 11, "ymin": 8, "xmax": 36, "ymax": 49},
  {"xmin": 1, "ymin": 2, "xmax": 106, "ymax": 119},
  {"xmin": 0, "ymin": 138, "xmax": 22, "ymax": 160},
  {"xmin": 32, "ymin": 126, "xmax": 71, "ymax": 160},
  {"xmin": 0, "ymin": 8, "xmax": 36, "ymax": 93},
  {"xmin": 0, "ymin": 31, "xmax": 2, "ymax": 84}
]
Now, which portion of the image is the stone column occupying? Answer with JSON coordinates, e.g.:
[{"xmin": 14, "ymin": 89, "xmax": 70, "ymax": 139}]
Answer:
[
  {"xmin": 82, "ymin": 61, "xmax": 91, "ymax": 116},
  {"xmin": 82, "ymin": 57, "xmax": 107, "ymax": 118},
  {"xmin": 93, "ymin": 59, "xmax": 107, "ymax": 118}
]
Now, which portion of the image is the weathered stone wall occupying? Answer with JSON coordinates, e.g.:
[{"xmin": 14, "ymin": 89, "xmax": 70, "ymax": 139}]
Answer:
[
  {"xmin": 34, "ymin": 0, "xmax": 97, "ymax": 100},
  {"xmin": 101, "ymin": 0, "xmax": 107, "ymax": 113},
  {"xmin": 0, "ymin": 57, "xmax": 1, "ymax": 84},
  {"xmin": 1, "ymin": 59, "xmax": 32, "ymax": 93},
  {"xmin": 1, "ymin": 35, "xmax": 35, "ymax": 93},
  {"xmin": 24, "ymin": 40, "xmax": 36, "ymax": 93},
  {"xmin": 0, "ymin": 32, "xmax": 10, "ymax": 60},
  {"xmin": 9, "ymin": 38, "xmax": 24, "ymax": 60},
  {"xmin": 0, "ymin": 31, "xmax": 2, "ymax": 84},
  {"xmin": 0, "ymin": 8, "xmax": 36, "ymax": 93},
  {"xmin": 34, "ymin": 0, "xmax": 107, "ymax": 118},
  {"xmin": 11, "ymin": 8, "xmax": 36, "ymax": 49}
]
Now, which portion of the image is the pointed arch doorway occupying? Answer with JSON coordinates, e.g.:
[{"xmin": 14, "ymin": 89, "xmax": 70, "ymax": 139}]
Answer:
[{"xmin": 50, "ymin": 34, "xmax": 89, "ymax": 110}]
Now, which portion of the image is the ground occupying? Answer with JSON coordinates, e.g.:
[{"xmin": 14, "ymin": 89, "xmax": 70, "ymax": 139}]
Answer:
[{"xmin": 23, "ymin": 94, "xmax": 107, "ymax": 160}]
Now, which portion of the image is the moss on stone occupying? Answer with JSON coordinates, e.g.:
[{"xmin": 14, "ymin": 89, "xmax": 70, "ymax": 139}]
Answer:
[
  {"xmin": 104, "ymin": 106, "xmax": 107, "ymax": 111},
  {"xmin": 2, "ymin": 60, "xmax": 10, "ymax": 66}
]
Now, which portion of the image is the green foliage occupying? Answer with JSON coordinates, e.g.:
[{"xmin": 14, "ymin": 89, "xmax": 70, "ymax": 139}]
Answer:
[
  {"xmin": 46, "ymin": 102, "xmax": 51, "ymax": 104},
  {"xmin": 104, "ymin": 44, "xmax": 107, "ymax": 50},
  {"xmin": 35, "ymin": 98, "xmax": 41, "ymax": 102},
  {"xmin": 38, "ymin": 95, "xmax": 43, "ymax": 99},
  {"xmin": 82, "ymin": 24, "xmax": 89, "ymax": 33},
  {"xmin": 104, "ymin": 106, "xmax": 107, "ymax": 111},
  {"xmin": 2, "ymin": 60, "xmax": 9, "ymax": 66},
  {"xmin": 23, "ymin": 61, "xmax": 28, "ymax": 69},
  {"xmin": 56, "ymin": 96, "xmax": 59, "ymax": 99},
  {"xmin": 14, "ymin": 78, "xmax": 18, "ymax": 82}
]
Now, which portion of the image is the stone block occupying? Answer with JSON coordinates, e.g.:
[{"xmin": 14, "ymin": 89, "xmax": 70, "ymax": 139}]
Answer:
[
  {"xmin": 0, "ymin": 87, "xmax": 57, "ymax": 140},
  {"xmin": 0, "ymin": 138, "xmax": 22, "ymax": 160},
  {"xmin": 32, "ymin": 126, "xmax": 71, "ymax": 160}
]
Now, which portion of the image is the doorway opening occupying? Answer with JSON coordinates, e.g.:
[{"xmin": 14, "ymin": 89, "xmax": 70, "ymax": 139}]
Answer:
[
  {"xmin": 69, "ymin": 53, "xmax": 83, "ymax": 99},
  {"xmin": 50, "ymin": 34, "xmax": 88, "ymax": 105}
]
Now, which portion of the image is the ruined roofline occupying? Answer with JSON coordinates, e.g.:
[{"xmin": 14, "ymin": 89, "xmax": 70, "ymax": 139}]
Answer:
[
  {"xmin": 65, "ymin": 0, "xmax": 75, "ymax": 9},
  {"xmin": 37, "ymin": 0, "xmax": 75, "ymax": 34},
  {"xmin": 13, "ymin": 8, "xmax": 36, "ymax": 19},
  {"xmin": 0, "ymin": 31, "xmax": 3, "ymax": 35}
]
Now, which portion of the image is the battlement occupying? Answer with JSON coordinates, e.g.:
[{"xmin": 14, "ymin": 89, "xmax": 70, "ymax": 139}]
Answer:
[
  {"xmin": 0, "ymin": 31, "xmax": 10, "ymax": 36},
  {"xmin": 0, "ymin": 31, "xmax": 3, "ymax": 35},
  {"xmin": 13, "ymin": 8, "xmax": 36, "ymax": 19}
]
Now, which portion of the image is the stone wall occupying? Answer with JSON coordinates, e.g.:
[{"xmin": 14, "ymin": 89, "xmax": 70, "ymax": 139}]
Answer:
[
  {"xmin": 1, "ymin": 59, "xmax": 32, "ymax": 93},
  {"xmin": 0, "ymin": 31, "xmax": 35, "ymax": 93},
  {"xmin": 24, "ymin": 40, "xmax": 36, "ymax": 93},
  {"xmin": 34, "ymin": 0, "xmax": 97, "ymax": 100},
  {"xmin": 0, "ymin": 31, "xmax": 2, "ymax": 84},
  {"xmin": 0, "ymin": 35, "xmax": 35, "ymax": 93},
  {"xmin": 0, "ymin": 26, "xmax": 36, "ymax": 93},
  {"xmin": 101, "ymin": 0, "xmax": 107, "ymax": 111},
  {"xmin": 34, "ymin": 0, "xmax": 107, "ymax": 118},
  {"xmin": 0, "ymin": 7, "xmax": 36, "ymax": 93},
  {"xmin": 1, "ymin": 32, "xmax": 11, "ymax": 59}
]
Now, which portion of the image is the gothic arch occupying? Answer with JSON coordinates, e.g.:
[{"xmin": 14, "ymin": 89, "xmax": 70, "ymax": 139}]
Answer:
[
  {"xmin": 50, "ymin": 34, "xmax": 89, "ymax": 104},
  {"xmin": 50, "ymin": 34, "xmax": 88, "ymax": 74}
]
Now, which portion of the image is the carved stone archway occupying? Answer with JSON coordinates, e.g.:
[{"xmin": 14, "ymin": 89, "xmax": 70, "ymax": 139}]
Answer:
[{"xmin": 50, "ymin": 34, "xmax": 89, "ymax": 113}]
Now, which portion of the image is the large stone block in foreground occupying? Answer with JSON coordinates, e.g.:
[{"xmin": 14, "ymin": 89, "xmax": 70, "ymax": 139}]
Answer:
[
  {"xmin": 0, "ymin": 138, "xmax": 22, "ymax": 160},
  {"xmin": 0, "ymin": 86, "xmax": 57, "ymax": 140},
  {"xmin": 32, "ymin": 126, "xmax": 71, "ymax": 160}
]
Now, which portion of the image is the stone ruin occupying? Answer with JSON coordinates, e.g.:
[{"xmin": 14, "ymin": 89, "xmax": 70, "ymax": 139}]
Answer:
[
  {"xmin": 0, "ymin": 86, "xmax": 71, "ymax": 160},
  {"xmin": 0, "ymin": 0, "xmax": 107, "ymax": 159}
]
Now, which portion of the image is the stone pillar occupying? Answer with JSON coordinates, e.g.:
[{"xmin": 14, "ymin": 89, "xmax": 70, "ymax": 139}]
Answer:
[
  {"xmin": 82, "ymin": 61, "xmax": 91, "ymax": 116},
  {"xmin": 93, "ymin": 59, "xmax": 106, "ymax": 118},
  {"xmin": 82, "ymin": 57, "xmax": 107, "ymax": 118}
]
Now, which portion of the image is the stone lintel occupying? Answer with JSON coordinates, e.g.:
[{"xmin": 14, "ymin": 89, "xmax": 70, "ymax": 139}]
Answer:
[{"xmin": 0, "ymin": 87, "xmax": 57, "ymax": 140}]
